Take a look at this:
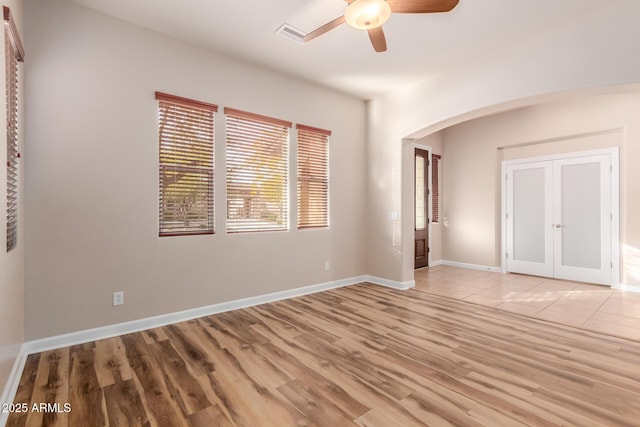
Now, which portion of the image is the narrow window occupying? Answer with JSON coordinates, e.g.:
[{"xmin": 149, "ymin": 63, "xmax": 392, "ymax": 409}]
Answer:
[
  {"xmin": 225, "ymin": 108, "xmax": 291, "ymax": 233},
  {"xmin": 4, "ymin": 6, "xmax": 24, "ymax": 252},
  {"xmin": 156, "ymin": 92, "xmax": 216, "ymax": 236},
  {"xmin": 432, "ymin": 153, "xmax": 441, "ymax": 223},
  {"xmin": 297, "ymin": 124, "xmax": 330, "ymax": 229}
]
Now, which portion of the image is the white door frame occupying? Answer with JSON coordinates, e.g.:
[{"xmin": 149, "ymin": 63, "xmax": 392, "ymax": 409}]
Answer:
[{"xmin": 501, "ymin": 147, "xmax": 620, "ymax": 286}]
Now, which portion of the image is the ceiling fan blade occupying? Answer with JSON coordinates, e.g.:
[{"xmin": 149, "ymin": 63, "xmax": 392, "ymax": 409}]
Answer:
[
  {"xmin": 368, "ymin": 26, "xmax": 387, "ymax": 52},
  {"xmin": 303, "ymin": 16, "xmax": 346, "ymax": 42},
  {"xmin": 387, "ymin": 0, "xmax": 459, "ymax": 13}
]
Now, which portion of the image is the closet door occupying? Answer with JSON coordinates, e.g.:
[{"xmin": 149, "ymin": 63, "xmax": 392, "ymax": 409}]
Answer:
[
  {"xmin": 553, "ymin": 155, "xmax": 611, "ymax": 285},
  {"xmin": 505, "ymin": 161, "xmax": 554, "ymax": 277}
]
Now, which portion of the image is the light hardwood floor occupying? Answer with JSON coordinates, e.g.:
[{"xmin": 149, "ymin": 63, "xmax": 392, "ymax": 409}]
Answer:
[{"xmin": 7, "ymin": 280, "xmax": 640, "ymax": 426}]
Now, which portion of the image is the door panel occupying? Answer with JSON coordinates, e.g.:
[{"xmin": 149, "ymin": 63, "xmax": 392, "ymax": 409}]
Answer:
[
  {"xmin": 415, "ymin": 149, "xmax": 428, "ymax": 269},
  {"xmin": 505, "ymin": 153, "xmax": 612, "ymax": 286},
  {"xmin": 506, "ymin": 162, "xmax": 553, "ymax": 277},
  {"xmin": 553, "ymin": 155, "xmax": 611, "ymax": 284}
]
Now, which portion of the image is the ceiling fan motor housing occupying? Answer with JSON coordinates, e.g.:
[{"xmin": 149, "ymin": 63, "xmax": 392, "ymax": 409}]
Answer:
[{"xmin": 344, "ymin": 0, "xmax": 392, "ymax": 30}]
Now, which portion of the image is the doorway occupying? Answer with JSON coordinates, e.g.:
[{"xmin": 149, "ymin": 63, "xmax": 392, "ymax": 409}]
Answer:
[
  {"xmin": 415, "ymin": 148, "xmax": 429, "ymax": 268},
  {"xmin": 503, "ymin": 148, "xmax": 619, "ymax": 285}
]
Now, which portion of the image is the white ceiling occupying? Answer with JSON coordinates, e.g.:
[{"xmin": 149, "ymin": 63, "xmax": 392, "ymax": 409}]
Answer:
[{"xmin": 68, "ymin": 0, "xmax": 612, "ymax": 100}]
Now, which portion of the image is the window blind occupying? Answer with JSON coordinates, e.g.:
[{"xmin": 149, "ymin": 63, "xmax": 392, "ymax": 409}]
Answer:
[
  {"xmin": 156, "ymin": 92, "xmax": 217, "ymax": 236},
  {"xmin": 432, "ymin": 154, "xmax": 441, "ymax": 223},
  {"xmin": 5, "ymin": 6, "xmax": 24, "ymax": 252},
  {"xmin": 225, "ymin": 108, "xmax": 291, "ymax": 233},
  {"xmin": 297, "ymin": 124, "xmax": 330, "ymax": 229}
]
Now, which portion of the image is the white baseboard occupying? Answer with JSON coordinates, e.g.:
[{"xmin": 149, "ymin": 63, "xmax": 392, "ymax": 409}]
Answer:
[
  {"xmin": 436, "ymin": 260, "xmax": 502, "ymax": 273},
  {"xmin": 20, "ymin": 275, "xmax": 414, "ymax": 356},
  {"xmin": 22, "ymin": 276, "xmax": 369, "ymax": 356},
  {"xmin": 613, "ymin": 282, "xmax": 640, "ymax": 293},
  {"xmin": 364, "ymin": 275, "xmax": 415, "ymax": 290}
]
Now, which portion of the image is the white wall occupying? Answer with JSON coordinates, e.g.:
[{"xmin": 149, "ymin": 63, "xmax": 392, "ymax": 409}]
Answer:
[
  {"xmin": 368, "ymin": 1, "xmax": 640, "ymax": 283},
  {"xmin": 23, "ymin": 0, "xmax": 366, "ymax": 339},
  {"xmin": 0, "ymin": 0, "xmax": 24, "ymax": 402}
]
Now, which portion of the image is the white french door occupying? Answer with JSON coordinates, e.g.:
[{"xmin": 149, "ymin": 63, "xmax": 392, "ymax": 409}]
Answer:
[
  {"xmin": 505, "ymin": 151, "xmax": 616, "ymax": 285},
  {"xmin": 505, "ymin": 161, "xmax": 554, "ymax": 278}
]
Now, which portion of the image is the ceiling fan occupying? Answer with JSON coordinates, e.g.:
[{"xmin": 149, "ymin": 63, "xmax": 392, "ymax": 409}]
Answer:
[{"xmin": 303, "ymin": 0, "xmax": 459, "ymax": 52}]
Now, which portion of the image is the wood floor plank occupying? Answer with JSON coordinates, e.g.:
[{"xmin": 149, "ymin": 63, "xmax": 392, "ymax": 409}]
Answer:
[
  {"xmin": 93, "ymin": 337, "xmax": 133, "ymax": 387},
  {"xmin": 255, "ymin": 341, "xmax": 370, "ymax": 419},
  {"xmin": 120, "ymin": 333, "xmax": 188, "ymax": 427},
  {"xmin": 6, "ymin": 354, "xmax": 40, "ymax": 427},
  {"xmin": 256, "ymin": 325, "xmax": 424, "ymax": 426},
  {"xmin": 149, "ymin": 340, "xmax": 212, "ymax": 417},
  {"xmin": 67, "ymin": 347, "xmax": 106, "ymax": 427},
  {"xmin": 9, "ymin": 283, "xmax": 640, "ymax": 427},
  {"xmin": 186, "ymin": 405, "xmax": 234, "ymax": 427},
  {"xmin": 103, "ymin": 379, "xmax": 151, "ymax": 427},
  {"xmin": 276, "ymin": 379, "xmax": 359, "ymax": 426},
  {"xmin": 161, "ymin": 322, "xmax": 216, "ymax": 376},
  {"xmin": 206, "ymin": 366, "xmax": 310, "ymax": 427},
  {"xmin": 23, "ymin": 349, "xmax": 70, "ymax": 427}
]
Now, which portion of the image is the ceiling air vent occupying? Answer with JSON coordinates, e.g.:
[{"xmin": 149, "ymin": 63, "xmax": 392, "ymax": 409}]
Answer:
[{"xmin": 275, "ymin": 24, "xmax": 306, "ymax": 45}]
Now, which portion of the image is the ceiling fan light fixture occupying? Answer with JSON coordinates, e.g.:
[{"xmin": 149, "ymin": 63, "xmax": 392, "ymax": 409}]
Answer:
[{"xmin": 344, "ymin": 0, "xmax": 391, "ymax": 30}]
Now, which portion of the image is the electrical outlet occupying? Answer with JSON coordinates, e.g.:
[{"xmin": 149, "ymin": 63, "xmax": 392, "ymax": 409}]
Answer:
[
  {"xmin": 113, "ymin": 291, "xmax": 124, "ymax": 306},
  {"xmin": 324, "ymin": 261, "xmax": 330, "ymax": 271}
]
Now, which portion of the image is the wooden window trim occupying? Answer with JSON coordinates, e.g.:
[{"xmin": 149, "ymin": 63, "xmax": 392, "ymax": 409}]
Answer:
[
  {"xmin": 224, "ymin": 107, "xmax": 292, "ymax": 128},
  {"xmin": 155, "ymin": 91, "xmax": 218, "ymax": 112},
  {"xmin": 296, "ymin": 123, "xmax": 332, "ymax": 137},
  {"xmin": 3, "ymin": 6, "xmax": 24, "ymax": 62}
]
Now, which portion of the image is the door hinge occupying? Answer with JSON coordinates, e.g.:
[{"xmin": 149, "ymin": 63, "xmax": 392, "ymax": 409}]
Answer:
[
  {"xmin": 428, "ymin": 247, "xmax": 431, "ymax": 253},
  {"xmin": 610, "ymin": 165, "xmax": 613, "ymax": 172},
  {"xmin": 505, "ymin": 173, "xmax": 508, "ymax": 180},
  {"xmin": 611, "ymin": 261, "xmax": 613, "ymax": 269},
  {"xmin": 506, "ymin": 213, "xmax": 509, "ymax": 220},
  {"xmin": 506, "ymin": 252, "xmax": 509, "ymax": 259}
]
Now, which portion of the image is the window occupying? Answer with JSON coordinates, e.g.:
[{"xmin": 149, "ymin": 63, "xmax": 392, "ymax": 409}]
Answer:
[
  {"xmin": 297, "ymin": 124, "xmax": 330, "ymax": 229},
  {"xmin": 225, "ymin": 108, "xmax": 291, "ymax": 233},
  {"xmin": 156, "ymin": 92, "xmax": 216, "ymax": 236},
  {"xmin": 432, "ymin": 153, "xmax": 441, "ymax": 223},
  {"xmin": 4, "ymin": 6, "xmax": 24, "ymax": 252}
]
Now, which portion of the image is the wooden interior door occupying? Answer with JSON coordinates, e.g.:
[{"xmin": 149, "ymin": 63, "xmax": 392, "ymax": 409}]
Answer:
[{"xmin": 415, "ymin": 149, "xmax": 429, "ymax": 269}]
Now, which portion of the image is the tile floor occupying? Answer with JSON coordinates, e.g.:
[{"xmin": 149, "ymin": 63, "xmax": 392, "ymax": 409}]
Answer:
[{"xmin": 415, "ymin": 265, "xmax": 640, "ymax": 341}]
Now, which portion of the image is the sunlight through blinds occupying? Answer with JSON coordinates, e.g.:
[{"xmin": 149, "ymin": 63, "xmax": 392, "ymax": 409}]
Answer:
[
  {"xmin": 297, "ymin": 124, "xmax": 330, "ymax": 229},
  {"xmin": 156, "ymin": 92, "xmax": 216, "ymax": 236},
  {"xmin": 225, "ymin": 108, "xmax": 291, "ymax": 233}
]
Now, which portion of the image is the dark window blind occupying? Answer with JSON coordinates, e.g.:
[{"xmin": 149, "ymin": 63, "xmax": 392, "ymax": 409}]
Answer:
[
  {"xmin": 297, "ymin": 124, "xmax": 330, "ymax": 229},
  {"xmin": 432, "ymin": 154, "xmax": 441, "ymax": 223},
  {"xmin": 156, "ymin": 92, "xmax": 217, "ymax": 236},
  {"xmin": 225, "ymin": 108, "xmax": 291, "ymax": 233},
  {"xmin": 5, "ymin": 6, "xmax": 24, "ymax": 252}
]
